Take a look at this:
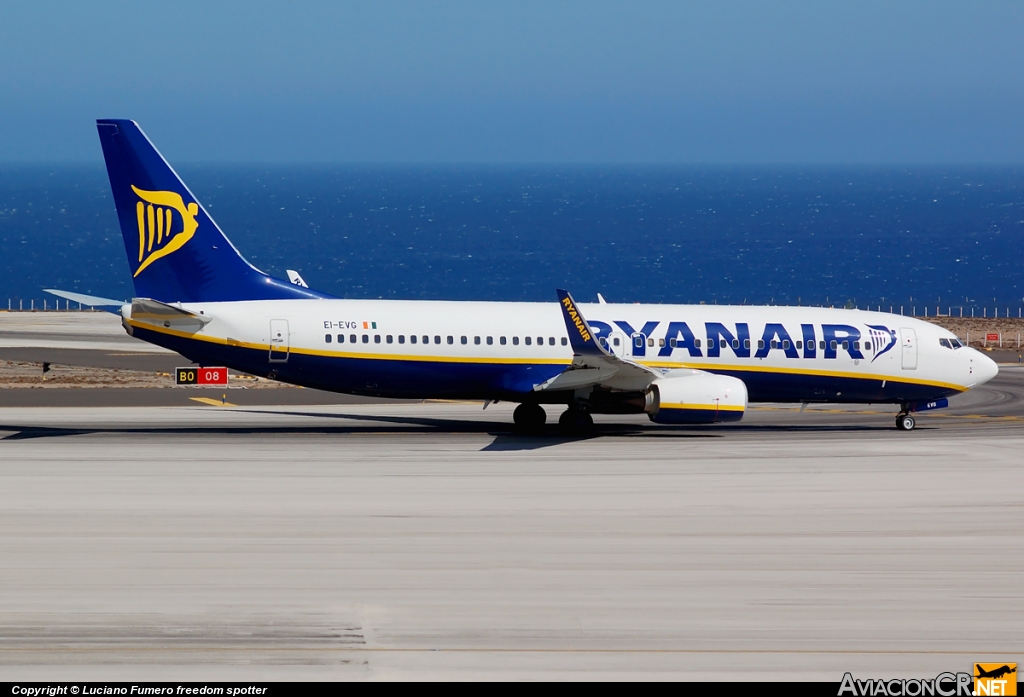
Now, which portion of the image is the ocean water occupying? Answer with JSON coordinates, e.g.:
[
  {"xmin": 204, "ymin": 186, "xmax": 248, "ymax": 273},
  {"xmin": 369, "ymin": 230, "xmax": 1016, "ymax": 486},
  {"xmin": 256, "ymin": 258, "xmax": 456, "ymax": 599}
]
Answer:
[{"xmin": 2, "ymin": 164, "xmax": 1023, "ymax": 313}]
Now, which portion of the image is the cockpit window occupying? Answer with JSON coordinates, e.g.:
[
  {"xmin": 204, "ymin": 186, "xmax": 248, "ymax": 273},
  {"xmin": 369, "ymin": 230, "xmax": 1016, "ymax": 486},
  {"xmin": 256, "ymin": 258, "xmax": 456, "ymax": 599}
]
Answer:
[
  {"xmin": 939, "ymin": 338, "xmax": 951, "ymax": 349},
  {"xmin": 939, "ymin": 338, "xmax": 963, "ymax": 350}
]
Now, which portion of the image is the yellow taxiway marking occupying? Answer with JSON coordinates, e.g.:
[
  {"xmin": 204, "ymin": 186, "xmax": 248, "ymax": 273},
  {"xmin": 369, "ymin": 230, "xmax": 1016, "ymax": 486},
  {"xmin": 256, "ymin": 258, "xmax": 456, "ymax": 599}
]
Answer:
[{"xmin": 189, "ymin": 397, "xmax": 237, "ymax": 407}]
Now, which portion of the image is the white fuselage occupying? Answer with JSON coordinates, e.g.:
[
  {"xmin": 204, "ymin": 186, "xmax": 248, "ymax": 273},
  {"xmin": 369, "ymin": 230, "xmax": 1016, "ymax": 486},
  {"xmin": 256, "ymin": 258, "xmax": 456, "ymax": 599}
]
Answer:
[{"xmin": 122, "ymin": 299, "xmax": 999, "ymax": 405}]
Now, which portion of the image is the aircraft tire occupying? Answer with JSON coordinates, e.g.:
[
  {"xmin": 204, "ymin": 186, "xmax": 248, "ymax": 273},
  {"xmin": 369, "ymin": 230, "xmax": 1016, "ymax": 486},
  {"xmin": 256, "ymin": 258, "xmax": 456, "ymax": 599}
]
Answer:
[
  {"xmin": 558, "ymin": 408, "xmax": 594, "ymax": 435},
  {"xmin": 513, "ymin": 403, "xmax": 546, "ymax": 432},
  {"xmin": 896, "ymin": 414, "xmax": 916, "ymax": 431}
]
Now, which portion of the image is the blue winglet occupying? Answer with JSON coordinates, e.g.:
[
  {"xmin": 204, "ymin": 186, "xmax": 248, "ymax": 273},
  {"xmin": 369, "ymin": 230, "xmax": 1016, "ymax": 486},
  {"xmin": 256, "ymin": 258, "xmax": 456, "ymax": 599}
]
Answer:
[{"xmin": 557, "ymin": 289, "xmax": 607, "ymax": 357}]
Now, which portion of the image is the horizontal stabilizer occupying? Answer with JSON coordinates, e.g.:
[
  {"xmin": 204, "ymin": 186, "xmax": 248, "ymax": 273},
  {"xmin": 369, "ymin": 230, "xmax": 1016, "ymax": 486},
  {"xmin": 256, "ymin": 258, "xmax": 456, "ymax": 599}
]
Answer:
[
  {"xmin": 44, "ymin": 289, "xmax": 125, "ymax": 306},
  {"xmin": 128, "ymin": 297, "xmax": 212, "ymax": 333}
]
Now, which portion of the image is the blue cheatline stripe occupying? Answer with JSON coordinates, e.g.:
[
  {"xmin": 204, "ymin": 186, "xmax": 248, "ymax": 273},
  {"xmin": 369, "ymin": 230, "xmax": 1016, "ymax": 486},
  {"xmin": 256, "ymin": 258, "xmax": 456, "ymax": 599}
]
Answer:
[{"xmin": 132, "ymin": 324, "xmax": 961, "ymax": 405}]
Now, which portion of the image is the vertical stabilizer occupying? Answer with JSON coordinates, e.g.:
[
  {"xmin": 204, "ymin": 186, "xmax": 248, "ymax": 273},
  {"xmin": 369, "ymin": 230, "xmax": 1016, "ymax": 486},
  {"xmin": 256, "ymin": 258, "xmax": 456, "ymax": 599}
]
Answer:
[{"xmin": 96, "ymin": 119, "xmax": 330, "ymax": 302}]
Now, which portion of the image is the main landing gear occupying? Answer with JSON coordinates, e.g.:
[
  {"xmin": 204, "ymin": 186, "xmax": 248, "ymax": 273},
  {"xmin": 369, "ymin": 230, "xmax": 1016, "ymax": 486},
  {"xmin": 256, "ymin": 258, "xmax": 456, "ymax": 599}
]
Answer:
[
  {"xmin": 896, "ymin": 411, "xmax": 916, "ymax": 431},
  {"xmin": 512, "ymin": 403, "xmax": 594, "ymax": 435},
  {"xmin": 558, "ymin": 407, "xmax": 594, "ymax": 435},
  {"xmin": 513, "ymin": 403, "xmax": 546, "ymax": 432}
]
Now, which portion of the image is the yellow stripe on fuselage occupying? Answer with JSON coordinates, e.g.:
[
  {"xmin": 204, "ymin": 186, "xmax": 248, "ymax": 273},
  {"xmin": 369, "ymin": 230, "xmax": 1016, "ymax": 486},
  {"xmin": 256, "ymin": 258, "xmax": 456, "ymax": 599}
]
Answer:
[{"xmin": 127, "ymin": 319, "xmax": 967, "ymax": 391}]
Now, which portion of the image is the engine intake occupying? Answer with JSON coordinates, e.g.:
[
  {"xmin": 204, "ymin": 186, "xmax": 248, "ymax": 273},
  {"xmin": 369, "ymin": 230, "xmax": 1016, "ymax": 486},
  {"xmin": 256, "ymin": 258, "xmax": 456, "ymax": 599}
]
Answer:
[{"xmin": 645, "ymin": 372, "xmax": 747, "ymax": 424}]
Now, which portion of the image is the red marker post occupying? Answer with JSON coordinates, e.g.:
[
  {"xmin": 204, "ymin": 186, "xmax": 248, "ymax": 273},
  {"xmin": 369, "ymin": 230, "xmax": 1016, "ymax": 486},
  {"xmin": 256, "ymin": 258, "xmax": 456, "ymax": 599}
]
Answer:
[{"xmin": 175, "ymin": 367, "xmax": 229, "ymax": 386}]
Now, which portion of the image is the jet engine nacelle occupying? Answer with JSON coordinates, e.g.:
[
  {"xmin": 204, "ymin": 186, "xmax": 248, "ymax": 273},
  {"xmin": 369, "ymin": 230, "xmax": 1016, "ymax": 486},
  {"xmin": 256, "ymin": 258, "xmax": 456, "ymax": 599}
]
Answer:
[{"xmin": 644, "ymin": 372, "xmax": 747, "ymax": 424}]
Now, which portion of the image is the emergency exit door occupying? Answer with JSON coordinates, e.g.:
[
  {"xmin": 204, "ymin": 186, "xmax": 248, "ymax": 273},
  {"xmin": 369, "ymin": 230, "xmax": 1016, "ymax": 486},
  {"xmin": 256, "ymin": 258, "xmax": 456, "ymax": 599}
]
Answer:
[
  {"xmin": 269, "ymin": 319, "xmax": 289, "ymax": 362},
  {"xmin": 900, "ymin": 327, "xmax": 917, "ymax": 370}
]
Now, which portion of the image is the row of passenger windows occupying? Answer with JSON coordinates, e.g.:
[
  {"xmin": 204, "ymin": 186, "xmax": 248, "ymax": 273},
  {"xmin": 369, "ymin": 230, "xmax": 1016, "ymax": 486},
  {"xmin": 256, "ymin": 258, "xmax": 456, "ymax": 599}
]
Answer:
[
  {"xmin": 325, "ymin": 332, "xmax": 871, "ymax": 352},
  {"xmin": 325, "ymin": 333, "xmax": 570, "ymax": 347}
]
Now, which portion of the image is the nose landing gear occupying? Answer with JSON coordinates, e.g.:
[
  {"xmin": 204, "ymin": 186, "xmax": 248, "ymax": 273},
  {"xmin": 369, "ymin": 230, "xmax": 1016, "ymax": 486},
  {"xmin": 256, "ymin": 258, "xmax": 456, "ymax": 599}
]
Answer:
[{"xmin": 896, "ymin": 412, "xmax": 916, "ymax": 431}]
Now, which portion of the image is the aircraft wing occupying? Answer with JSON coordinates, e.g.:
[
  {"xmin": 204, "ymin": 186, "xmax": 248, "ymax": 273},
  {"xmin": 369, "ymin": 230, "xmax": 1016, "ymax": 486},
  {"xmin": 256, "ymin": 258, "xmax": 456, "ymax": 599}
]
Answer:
[{"xmin": 534, "ymin": 289, "xmax": 660, "ymax": 392}]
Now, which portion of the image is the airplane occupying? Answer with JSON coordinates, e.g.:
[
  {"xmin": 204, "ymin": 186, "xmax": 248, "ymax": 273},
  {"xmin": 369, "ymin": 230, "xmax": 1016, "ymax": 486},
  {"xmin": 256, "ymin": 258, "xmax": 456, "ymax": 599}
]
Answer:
[
  {"xmin": 46, "ymin": 120, "xmax": 999, "ymax": 433},
  {"xmin": 976, "ymin": 665, "xmax": 1016, "ymax": 680}
]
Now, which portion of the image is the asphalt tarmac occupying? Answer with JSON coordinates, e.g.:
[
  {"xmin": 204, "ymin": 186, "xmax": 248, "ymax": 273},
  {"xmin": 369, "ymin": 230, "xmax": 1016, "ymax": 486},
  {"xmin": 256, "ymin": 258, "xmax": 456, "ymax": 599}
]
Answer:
[{"xmin": 0, "ymin": 370, "xmax": 1022, "ymax": 680}]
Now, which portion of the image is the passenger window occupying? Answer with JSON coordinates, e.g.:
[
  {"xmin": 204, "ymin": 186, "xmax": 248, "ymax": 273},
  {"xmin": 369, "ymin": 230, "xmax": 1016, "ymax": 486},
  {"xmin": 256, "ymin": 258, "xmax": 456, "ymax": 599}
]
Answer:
[
  {"xmin": 659, "ymin": 338, "xmax": 666, "ymax": 347},
  {"xmin": 410, "ymin": 335, "xmax": 417, "ymax": 344},
  {"xmin": 758, "ymin": 340, "xmax": 765, "ymax": 349},
  {"xmin": 434, "ymin": 335, "xmax": 441, "ymax": 344},
  {"xmin": 513, "ymin": 337, "xmax": 519, "ymax": 345},
  {"xmin": 732, "ymin": 339, "xmax": 739, "ymax": 349},
  {"xmin": 613, "ymin": 338, "xmax": 620, "ymax": 346},
  {"xmin": 820, "ymin": 340, "xmax": 826, "ymax": 350},
  {"xmin": 447, "ymin": 336, "xmax": 454, "ymax": 345},
  {"xmin": 525, "ymin": 337, "xmax": 532, "ymax": 346},
  {"xmin": 549, "ymin": 337, "xmax": 555, "ymax": 346},
  {"xmin": 325, "ymin": 334, "xmax": 332, "ymax": 343},
  {"xmin": 338, "ymin": 334, "xmax": 345, "ymax": 343},
  {"xmin": 386, "ymin": 335, "xmax": 393, "ymax": 344},
  {"xmin": 853, "ymin": 341, "xmax": 859, "ymax": 350},
  {"xmin": 561, "ymin": 337, "xmax": 567, "ymax": 346},
  {"xmin": 669, "ymin": 338, "xmax": 677, "ymax": 348},
  {"xmin": 782, "ymin": 340, "xmax": 790, "ymax": 350},
  {"xmin": 647, "ymin": 338, "xmax": 654, "ymax": 347},
  {"xmin": 695, "ymin": 339, "xmax": 702, "ymax": 348},
  {"xmin": 842, "ymin": 341, "xmax": 849, "ymax": 350},
  {"xmin": 743, "ymin": 339, "xmax": 750, "ymax": 349},
  {"xmin": 720, "ymin": 339, "xmax": 727, "ymax": 349},
  {"xmin": 350, "ymin": 334, "xmax": 357, "ymax": 343},
  {"xmin": 362, "ymin": 334, "xmax": 369, "ymax": 343},
  {"xmin": 398, "ymin": 335, "xmax": 405, "ymax": 344},
  {"xmin": 634, "ymin": 336, "xmax": 643, "ymax": 348},
  {"xmin": 461, "ymin": 336, "xmax": 467, "ymax": 345},
  {"xmin": 830, "ymin": 340, "xmax": 837, "ymax": 350},
  {"xmin": 487, "ymin": 336, "xmax": 493, "ymax": 345},
  {"xmin": 770, "ymin": 340, "xmax": 777, "ymax": 349},
  {"xmin": 795, "ymin": 340, "xmax": 802, "ymax": 349},
  {"xmin": 424, "ymin": 335, "xmax": 430, "ymax": 344},
  {"xmin": 537, "ymin": 337, "xmax": 543, "ymax": 346},
  {"xmin": 474, "ymin": 336, "xmax": 481, "ymax": 345},
  {"xmin": 375, "ymin": 335, "xmax": 381, "ymax": 344},
  {"xmin": 500, "ymin": 336, "xmax": 507, "ymax": 345}
]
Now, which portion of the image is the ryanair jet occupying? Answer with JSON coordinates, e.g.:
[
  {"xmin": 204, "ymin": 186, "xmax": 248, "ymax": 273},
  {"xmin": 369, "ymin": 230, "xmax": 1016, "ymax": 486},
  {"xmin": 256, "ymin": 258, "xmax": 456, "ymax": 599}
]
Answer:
[{"xmin": 47, "ymin": 120, "xmax": 999, "ymax": 432}]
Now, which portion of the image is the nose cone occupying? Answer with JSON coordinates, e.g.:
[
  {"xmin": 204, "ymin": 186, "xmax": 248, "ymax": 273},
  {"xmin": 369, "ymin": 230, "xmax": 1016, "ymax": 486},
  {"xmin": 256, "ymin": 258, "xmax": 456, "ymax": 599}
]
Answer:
[{"xmin": 970, "ymin": 350, "xmax": 999, "ymax": 386}]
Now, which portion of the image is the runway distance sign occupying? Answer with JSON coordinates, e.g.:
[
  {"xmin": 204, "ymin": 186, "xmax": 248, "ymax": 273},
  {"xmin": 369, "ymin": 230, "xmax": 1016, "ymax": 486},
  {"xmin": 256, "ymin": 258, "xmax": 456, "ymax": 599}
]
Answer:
[{"xmin": 176, "ymin": 367, "xmax": 228, "ymax": 385}]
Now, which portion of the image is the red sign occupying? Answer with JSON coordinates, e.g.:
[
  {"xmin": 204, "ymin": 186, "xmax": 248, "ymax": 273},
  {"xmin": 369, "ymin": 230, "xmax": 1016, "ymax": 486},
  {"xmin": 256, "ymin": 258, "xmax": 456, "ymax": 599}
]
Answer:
[
  {"xmin": 176, "ymin": 367, "xmax": 229, "ymax": 385},
  {"xmin": 986, "ymin": 333, "xmax": 999, "ymax": 342}
]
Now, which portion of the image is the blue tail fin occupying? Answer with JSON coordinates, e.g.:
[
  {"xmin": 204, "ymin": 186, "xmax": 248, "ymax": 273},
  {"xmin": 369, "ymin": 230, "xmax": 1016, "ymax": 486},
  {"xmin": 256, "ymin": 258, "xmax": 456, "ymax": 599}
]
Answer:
[{"xmin": 96, "ymin": 119, "xmax": 331, "ymax": 303}]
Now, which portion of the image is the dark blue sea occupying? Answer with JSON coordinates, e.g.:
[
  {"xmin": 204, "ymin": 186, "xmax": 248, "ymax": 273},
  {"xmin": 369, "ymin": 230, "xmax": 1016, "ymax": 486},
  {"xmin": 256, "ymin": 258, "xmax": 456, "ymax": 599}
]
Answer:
[{"xmin": 2, "ymin": 164, "xmax": 1023, "ymax": 314}]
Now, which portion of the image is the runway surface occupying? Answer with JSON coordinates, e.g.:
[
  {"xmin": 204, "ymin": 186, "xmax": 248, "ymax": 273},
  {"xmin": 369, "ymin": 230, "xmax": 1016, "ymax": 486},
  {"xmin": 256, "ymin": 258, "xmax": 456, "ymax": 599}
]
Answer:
[{"xmin": 1, "ymin": 369, "xmax": 1022, "ymax": 680}]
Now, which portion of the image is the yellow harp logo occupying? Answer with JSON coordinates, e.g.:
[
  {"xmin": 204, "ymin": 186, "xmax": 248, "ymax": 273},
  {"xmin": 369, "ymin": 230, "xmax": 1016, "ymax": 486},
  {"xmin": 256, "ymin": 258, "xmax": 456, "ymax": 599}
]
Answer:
[{"xmin": 131, "ymin": 185, "xmax": 199, "ymax": 277}]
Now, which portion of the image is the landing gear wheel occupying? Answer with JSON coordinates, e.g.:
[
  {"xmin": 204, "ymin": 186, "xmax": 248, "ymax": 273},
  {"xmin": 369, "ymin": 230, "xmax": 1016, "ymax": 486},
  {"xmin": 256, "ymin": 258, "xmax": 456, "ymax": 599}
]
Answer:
[
  {"xmin": 513, "ymin": 403, "xmax": 546, "ymax": 432},
  {"xmin": 896, "ymin": 414, "xmax": 916, "ymax": 431},
  {"xmin": 558, "ymin": 408, "xmax": 594, "ymax": 435}
]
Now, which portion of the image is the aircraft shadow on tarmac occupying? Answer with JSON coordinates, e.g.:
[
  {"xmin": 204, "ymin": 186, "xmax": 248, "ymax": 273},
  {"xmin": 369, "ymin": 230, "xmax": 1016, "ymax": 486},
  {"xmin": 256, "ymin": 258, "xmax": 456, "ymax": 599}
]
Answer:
[{"xmin": 0, "ymin": 407, "xmax": 902, "ymax": 450}]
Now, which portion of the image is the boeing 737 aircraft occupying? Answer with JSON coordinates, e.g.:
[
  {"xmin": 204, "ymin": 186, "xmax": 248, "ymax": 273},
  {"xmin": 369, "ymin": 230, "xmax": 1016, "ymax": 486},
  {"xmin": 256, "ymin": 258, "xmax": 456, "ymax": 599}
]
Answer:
[{"xmin": 47, "ymin": 120, "xmax": 999, "ymax": 433}]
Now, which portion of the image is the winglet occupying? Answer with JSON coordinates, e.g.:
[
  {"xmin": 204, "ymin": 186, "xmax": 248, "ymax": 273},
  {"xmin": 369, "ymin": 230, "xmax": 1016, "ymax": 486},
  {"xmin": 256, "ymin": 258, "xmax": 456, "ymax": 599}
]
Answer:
[{"xmin": 557, "ymin": 289, "xmax": 607, "ymax": 357}]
